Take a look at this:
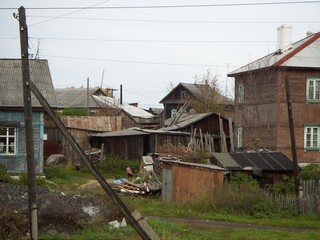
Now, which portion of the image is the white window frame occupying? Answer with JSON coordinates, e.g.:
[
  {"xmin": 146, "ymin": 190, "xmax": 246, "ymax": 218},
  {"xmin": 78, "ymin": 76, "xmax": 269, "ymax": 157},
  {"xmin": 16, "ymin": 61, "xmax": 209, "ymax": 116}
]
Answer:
[
  {"xmin": 238, "ymin": 83, "xmax": 244, "ymax": 104},
  {"xmin": 171, "ymin": 108, "xmax": 177, "ymax": 118},
  {"xmin": 236, "ymin": 126, "xmax": 243, "ymax": 149},
  {"xmin": 0, "ymin": 127, "xmax": 17, "ymax": 155},
  {"xmin": 306, "ymin": 77, "xmax": 320, "ymax": 102},
  {"xmin": 304, "ymin": 125, "xmax": 320, "ymax": 150}
]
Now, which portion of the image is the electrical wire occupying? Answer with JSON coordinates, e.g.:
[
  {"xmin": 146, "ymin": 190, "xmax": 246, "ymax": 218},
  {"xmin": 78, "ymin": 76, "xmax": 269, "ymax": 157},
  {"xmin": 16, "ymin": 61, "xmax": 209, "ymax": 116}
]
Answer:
[
  {"xmin": 1, "ymin": 1, "xmax": 320, "ymax": 10},
  {"xmin": 41, "ymin": 54, "xmax": 239, "ymax": 68}
]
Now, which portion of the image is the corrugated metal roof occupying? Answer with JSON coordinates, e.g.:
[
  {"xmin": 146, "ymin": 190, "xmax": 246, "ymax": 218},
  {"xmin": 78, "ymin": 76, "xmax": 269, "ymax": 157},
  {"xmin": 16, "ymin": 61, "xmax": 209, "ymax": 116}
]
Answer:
[
  {"xmin": 0, "ymin": 59, "xmax": 57, "ymax": 107},
  {"xmin": 91, "ymin": 128, "xmax": 149, "ymax": 137},
  {"xmin": 93, "ymin": 95, "xmax": 155, "ymax": 119},
  {"xmin": 211, "ymin": 153, "xmax": 242, "ymax": 170},
  {"xmin": 230, "ymin": 152, "xmax": 294, "ymax": 171},
  {"xmin": 229, "ymin": 32, "xmax": 320, "ymax": 76},
  {"xmin": 55, "ymin": 87, "xmax": 106, "ymax": 108}
]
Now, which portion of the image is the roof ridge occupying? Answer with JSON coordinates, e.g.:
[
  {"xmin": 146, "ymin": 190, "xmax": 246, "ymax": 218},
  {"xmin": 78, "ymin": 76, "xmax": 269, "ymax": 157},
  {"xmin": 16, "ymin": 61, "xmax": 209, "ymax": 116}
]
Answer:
[{"xmin": 274, "ymin": 32, "xmax": 320, "ymax": 66}]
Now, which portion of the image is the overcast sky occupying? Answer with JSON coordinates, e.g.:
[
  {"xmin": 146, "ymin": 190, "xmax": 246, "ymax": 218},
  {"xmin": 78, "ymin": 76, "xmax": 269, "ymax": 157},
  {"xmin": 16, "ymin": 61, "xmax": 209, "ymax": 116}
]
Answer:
[{"xmin": 1, "ymin": 0, "xmax": 320, "ymax": 109}]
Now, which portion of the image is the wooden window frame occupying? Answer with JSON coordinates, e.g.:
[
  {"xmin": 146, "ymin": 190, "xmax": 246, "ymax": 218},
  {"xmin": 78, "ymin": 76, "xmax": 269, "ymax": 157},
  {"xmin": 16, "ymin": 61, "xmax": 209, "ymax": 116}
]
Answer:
[
  {"xmin": 306, "ymin": 77, "xmax": 320, "ymax": 103},
  {"xmin": 236, "ymin": 126, "xmax": 243, "ymax": 149},
  {"xmin": 0, "ymin": 126, "xmax": 17, "ymax": 155},
  {"xmin": 238, "ymin": 83, "xmax": 244, "ymax": 104},
  {"xmin": 304, "ymin": 125, "xmax": 320, "ymax": 150}
]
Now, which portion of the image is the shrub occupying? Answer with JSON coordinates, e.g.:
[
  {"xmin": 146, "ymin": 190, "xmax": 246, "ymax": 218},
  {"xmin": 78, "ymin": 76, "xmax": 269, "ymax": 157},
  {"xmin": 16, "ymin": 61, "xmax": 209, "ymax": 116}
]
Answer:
[
  {"xmin": 229, "ymin": 172, "xmax": 259, "ymax": 187},
  {"xmin": 99, "ymin": 156, "xmax": 140, "ymax": 177},
  {"xmin": 300, "ymin": 163, "xmax": 320, "ymax": 180},
  {"xmin": 0, "ymin": 165, "xmax": 14, "ymax": 184}
]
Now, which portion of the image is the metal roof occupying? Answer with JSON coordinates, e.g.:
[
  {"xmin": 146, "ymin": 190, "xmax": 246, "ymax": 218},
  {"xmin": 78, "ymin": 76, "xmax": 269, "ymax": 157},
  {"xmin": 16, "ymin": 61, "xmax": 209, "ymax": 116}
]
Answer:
[
  {"xmin": 0, "ymin": 59, "xmax": 57, "ymax": 107},
  {"xmin": 229, "ymin": 32, "xmax": 320, "ymax": 76},
  {"xmin": 229, "ymin": 152, "xmax": 294, "ymax": 171},
  {"xmin": 55, "ymin": 87, "xmax": 106, "ymax": 108},
  {"xmin": 211, "ymin": 153, "xmax": 242, "ymax": 171}
]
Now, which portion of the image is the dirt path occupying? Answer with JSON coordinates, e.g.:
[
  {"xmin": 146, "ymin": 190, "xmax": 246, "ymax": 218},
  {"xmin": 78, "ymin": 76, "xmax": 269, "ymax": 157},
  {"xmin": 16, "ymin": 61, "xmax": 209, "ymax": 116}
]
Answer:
[{"xmin": 146, "ymin": 216, "xmax": 318, "ymax": 232}]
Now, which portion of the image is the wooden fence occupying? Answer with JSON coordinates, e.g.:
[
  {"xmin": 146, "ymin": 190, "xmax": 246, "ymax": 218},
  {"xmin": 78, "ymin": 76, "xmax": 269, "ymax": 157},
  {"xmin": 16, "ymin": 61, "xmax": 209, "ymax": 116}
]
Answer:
[{"xmin": 266, "ymin": 180, "xmax": 320, "ymax": 213}]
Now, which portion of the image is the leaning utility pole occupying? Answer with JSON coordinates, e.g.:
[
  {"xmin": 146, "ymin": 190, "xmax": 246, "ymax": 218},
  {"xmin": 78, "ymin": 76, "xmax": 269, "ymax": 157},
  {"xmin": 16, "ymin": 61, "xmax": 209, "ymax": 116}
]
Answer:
[
  {"xmin": 285, "ymin": 76, "xmax": 302, "ymax": 214},
  {"xmin": 17, "ymin": 6, "xmax": 39, "ymax": 239}
]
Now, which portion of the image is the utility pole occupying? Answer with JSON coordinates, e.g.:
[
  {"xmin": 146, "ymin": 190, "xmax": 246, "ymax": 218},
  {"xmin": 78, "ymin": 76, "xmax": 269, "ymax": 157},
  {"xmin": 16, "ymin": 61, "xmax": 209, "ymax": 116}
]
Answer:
[
  {"xmin": 17, "ymin": 6, "xmax": 38, "ymax": 239},
  {"xmin": 87, "ymin": 77, "xmax": 90, "ymax": 116},
  {"xmin": 285, "ymin": 76, "xmax": 302, "ymax": 214},
  {"xmin": 120, "ymin": 84, "xmax": 123, "ymax": 105}
]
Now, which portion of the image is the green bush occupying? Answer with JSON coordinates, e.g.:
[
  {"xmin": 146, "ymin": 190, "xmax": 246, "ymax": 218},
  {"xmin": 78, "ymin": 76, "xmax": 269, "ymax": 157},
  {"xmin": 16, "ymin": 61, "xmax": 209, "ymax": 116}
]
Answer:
[
  {"xmin": 44, "ymin": 165, "xmax": 69, "ymax": 181},
  {"xmin": 99, "ymin": 156, "xmax": 140, "ymax": 177},
  {"xmin": 0, "ymin": 165, "xmax": 14, "ymax": 184},
  {"xmin": 229, "ymin": 172, "xmax": 259, "ymax": 187},
  {"xmin": 300, "ymin": 163, "xmax": 320, "ymax": 180}
]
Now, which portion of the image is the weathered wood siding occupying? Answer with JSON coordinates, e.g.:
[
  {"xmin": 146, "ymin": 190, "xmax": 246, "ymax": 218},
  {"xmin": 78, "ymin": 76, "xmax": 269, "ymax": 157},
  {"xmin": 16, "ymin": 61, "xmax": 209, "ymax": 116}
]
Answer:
[
  {"xmin": 0, "ymin": 110, "xmax": 43, "ymax": 173},
  {"xmin": 162, "ymin": 162, "xmax": 224, "ymax": 203},
  {"xmin": 148, "ymin": 133, "xmax": 190, "ymax": 153}
]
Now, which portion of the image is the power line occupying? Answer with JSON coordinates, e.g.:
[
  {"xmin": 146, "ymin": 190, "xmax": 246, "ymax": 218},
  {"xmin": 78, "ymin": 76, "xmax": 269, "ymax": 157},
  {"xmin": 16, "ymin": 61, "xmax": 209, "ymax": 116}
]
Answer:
[
  {"xmin": 42, "ymin": 54, "xmax": 239, "ymax": 68},
  {"xmin": 1, "ymin": 1, "xmax": 320, "ymax": 10},
  {"xmin": 27, "ymin": 15, "xmax": 320, "ymax": 24},
  {"xmin": 28, "ymin": 36, "xmax": 277, "ymax": 43}
]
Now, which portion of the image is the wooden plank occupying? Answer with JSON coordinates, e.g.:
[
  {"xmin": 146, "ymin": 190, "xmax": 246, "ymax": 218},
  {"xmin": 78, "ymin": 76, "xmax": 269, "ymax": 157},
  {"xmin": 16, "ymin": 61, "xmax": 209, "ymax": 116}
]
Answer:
[{"xmin": 132, "ymin": 209, "xmax": 160, "ymax": 240}]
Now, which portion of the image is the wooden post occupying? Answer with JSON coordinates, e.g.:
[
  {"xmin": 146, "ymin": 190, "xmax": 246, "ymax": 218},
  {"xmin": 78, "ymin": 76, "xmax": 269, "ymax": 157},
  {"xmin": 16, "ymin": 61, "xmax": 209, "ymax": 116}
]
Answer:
[
  {"xmin": 228, "ymin": 118, "xmax": 234, "ymax": 152},
  {"xmin": 29, "ymin": 81, "xmax": 156, "ymax": 239},
  {"xmin": 18, "ymin": 6, "xmax": 38, "ymax": 239},
  {"xmin": 285, "ymin": 76, "xmax": 302, "ymax": 214}
]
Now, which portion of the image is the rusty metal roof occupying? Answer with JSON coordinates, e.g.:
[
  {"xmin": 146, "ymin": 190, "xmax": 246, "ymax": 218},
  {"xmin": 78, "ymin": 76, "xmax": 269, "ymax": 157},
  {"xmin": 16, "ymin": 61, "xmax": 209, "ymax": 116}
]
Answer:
[
  {"xmin": 229, "ymin": 32, "xmax": 320, "ymax": 76},
  {"xmin": 160, "ymin": 159, "xmax": 226, "ymax": 171},
  {"xmin": 0, "ymin": 59, "xmax": 57, "ymax": 107}
]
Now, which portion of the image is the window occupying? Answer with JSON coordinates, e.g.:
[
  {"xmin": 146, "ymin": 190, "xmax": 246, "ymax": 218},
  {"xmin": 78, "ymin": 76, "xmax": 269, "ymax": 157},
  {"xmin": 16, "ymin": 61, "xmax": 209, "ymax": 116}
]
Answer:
[
  {"xmin": 238, "ymin": 83, "xmax": 244, "ymax": 104},
  {"xmin": 171, "ymin": 108, "xmax": 177, "ymax": 118},
  {"xmin": 304, "ymin": 126, "xmax": 320, "ymax": 150},
  {"xmin": 306, "ymin": 77, "xmax": 320, "ymax": 102},
  {"xmin": 236, "ymin": 126, "xmax": 243, "ymax": 148},
  {"xmin": 0, "ymin": 127, "xmax": 16, "ymax": 155}
]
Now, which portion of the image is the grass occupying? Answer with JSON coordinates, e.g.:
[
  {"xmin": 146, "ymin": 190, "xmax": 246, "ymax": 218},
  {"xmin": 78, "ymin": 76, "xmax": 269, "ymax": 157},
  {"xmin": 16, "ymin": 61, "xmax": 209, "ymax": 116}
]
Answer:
[{"xmin": 5, "ymin": 160, "xmax": 320, "ymax": 240}]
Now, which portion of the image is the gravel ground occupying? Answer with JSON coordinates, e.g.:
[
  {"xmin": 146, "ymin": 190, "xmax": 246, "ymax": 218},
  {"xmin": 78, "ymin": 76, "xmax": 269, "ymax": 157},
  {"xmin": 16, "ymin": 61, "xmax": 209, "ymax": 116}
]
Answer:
[{"xmin": 0, "ymin": 182, "xmax": 122, "ymax": 239}]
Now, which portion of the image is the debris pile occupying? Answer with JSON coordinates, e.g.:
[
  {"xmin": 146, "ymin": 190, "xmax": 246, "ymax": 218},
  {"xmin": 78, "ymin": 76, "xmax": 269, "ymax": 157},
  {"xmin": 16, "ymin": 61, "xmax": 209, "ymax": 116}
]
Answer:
[{"xmin": 112, "ymin": 178, "xmax": 161, "ymax": 196}]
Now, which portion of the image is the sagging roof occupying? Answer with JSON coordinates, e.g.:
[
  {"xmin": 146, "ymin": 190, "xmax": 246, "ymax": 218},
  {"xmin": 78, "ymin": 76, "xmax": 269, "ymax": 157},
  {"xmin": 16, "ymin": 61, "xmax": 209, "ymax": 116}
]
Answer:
[
  {"xmin": 160, "ymin": 112, "xmax": 228, "ymax": 131},
  {"xmin": 55, "ymin": 87, "xmax": 106, "ymax": 108},
  {"xmin": 0, "ymin": 59, "xmax": 57, "ymax": 108},
  {"xmin": 229, "ymin": 32, "xmax": 320, "ymax": 76},
  {"xmin": 229, "ymin": 152, "xmax": 294, "ymax": 172}
]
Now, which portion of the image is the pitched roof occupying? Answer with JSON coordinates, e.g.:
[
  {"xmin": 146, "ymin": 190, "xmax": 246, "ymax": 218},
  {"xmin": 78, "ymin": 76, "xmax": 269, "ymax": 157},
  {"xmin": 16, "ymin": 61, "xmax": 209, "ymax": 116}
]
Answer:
[
  {"xmin": 0, "ymin": 59, "xmax": 57, "ymax": 107},
  {"xmin": 55, "ymin": 87, "xmax": 106, "ymax": 108},
  {"xmin": 229, "ymin": 32, "xmax": 320, "ymax": 76},
  {"xmin": 159, "ymin": 82, "xmax": 231, "ymax": 105},
  {"xmin": 211, "ymin": 153, "xmax": 242, "ymax": 171}
]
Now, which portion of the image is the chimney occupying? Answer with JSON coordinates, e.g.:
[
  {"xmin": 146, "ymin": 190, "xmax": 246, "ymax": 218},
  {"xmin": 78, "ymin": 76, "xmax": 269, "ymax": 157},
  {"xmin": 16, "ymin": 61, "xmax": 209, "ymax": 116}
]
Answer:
[{"xmin": 277, "ymin": 24, "xmax": 292, "ymax": 52}]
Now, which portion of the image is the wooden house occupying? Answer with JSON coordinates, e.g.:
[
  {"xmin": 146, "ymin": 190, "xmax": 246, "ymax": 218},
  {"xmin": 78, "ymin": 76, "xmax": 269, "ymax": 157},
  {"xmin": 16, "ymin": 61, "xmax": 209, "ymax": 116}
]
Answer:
[
  {"xmin": 0, "ymin": 59, "xmax": 57, "ymax": 173},
  {"xmin": 159, "ymin": 82, "xmax": 234, "ymax": 123},
  {"xmin": 161, "ymin": 112, "xmax": 233, "ymax": 152},
  {"xmin": 161, "ymin": 159, "xmax": 225, "ymax": 203},
  {"xmin": 228, "ymin": 25, "xmax": 320, "ymax": 163}
]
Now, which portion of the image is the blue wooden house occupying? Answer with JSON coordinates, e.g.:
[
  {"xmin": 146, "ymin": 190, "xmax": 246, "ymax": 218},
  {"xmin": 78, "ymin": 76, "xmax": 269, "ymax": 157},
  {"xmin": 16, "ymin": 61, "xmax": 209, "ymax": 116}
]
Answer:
[{"xmin": 0, "ymin": 59, "xmax": 57, "ymax": 174}]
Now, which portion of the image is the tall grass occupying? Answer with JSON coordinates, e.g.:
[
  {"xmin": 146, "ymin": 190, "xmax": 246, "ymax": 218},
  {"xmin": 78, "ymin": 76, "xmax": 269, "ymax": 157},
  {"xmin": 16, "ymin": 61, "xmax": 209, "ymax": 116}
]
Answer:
[{"xmin": 99, "ymin": 156, "xmax": 140, "ymax": 177}]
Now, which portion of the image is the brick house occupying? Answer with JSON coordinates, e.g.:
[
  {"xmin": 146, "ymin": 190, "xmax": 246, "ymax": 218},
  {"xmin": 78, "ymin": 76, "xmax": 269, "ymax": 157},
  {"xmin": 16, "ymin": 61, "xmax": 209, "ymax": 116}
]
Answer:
[{"xmin": 228, "ymin": 25, "xmax": 320, "ymax": 163}]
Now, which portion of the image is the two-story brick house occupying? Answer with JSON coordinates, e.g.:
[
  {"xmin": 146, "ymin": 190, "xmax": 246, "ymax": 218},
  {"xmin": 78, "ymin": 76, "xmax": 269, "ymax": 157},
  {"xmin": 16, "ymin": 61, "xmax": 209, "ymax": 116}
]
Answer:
[{"xmin": 229, "ymin": 25, "xmax": 320, "ymax": 163}]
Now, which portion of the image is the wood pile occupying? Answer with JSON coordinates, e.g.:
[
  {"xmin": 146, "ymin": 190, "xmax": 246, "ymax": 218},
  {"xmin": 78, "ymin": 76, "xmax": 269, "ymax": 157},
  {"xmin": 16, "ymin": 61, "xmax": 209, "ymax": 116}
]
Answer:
[{"xmin": 112, "ymin": 178, "xmax": 161, "ymax": 196}]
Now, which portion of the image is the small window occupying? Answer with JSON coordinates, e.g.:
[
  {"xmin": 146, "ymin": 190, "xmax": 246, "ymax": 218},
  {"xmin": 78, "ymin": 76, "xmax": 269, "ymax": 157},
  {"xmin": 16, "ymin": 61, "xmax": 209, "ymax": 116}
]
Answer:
[
  {"xmin": 171, "ymin": 108, "xmax": 177, "ymax": 118},
  {"xmin": 238, "ymin": 83, "xmax": 244, "ymax": 104},
  {"xmin": 306, "ymin": 77, "xmax": 320, "ymax": 102},
  {"xmin": 236, "ymin": 126, "xmax": 243, "ymax": 148},
  {"xmin": 0, "ymin": 127, "xmax": 16, "ymax": 155},
  {"xmin": 304, "ymin": 126, "xmax": 320, "ymax": 150}
]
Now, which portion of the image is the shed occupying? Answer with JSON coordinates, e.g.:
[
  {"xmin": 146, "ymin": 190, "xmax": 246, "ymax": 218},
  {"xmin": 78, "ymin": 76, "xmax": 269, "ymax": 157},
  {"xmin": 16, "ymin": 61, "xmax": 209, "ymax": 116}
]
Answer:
[
  {"xmin": 90, "ymin": 128, "xmax": 190, "ymax": 160},
  {"xmin": 161, "ymin": 160, "xmax": 225, "ymax": 203}
]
